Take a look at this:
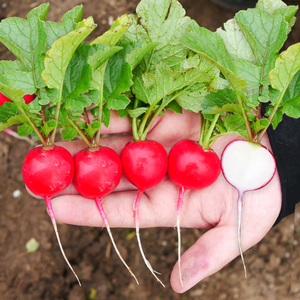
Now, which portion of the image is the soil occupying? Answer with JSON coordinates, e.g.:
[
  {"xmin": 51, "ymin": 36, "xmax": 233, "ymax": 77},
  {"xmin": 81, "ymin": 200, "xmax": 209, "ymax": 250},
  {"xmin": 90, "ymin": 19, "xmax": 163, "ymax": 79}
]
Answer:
[{"xmin": 0, "ymin": 0, "xmax": 300, "ymax": 299}]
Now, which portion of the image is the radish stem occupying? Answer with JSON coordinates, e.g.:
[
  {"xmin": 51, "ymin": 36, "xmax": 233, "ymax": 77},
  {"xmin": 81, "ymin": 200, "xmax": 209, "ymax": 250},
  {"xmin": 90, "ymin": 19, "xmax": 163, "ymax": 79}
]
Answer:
[
  {"xmin": 44, "ymin": 196, "xmax": 82, "ymax": 286},
  {"xmin": 67, "ymin": 116, "xmax": 93, "ymax": 148},
  {"xmin": 95, "ymin": 197, "xmax": 139, "ymax": 285},
  {"xmin": 134, "ymin": 190, "xmax": 165, "ymax": 287}
]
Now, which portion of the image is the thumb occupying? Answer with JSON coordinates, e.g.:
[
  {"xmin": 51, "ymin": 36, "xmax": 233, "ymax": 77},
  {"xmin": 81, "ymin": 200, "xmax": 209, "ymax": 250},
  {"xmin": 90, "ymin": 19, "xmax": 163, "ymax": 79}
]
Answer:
[{"xmin": 170, "ymin": 224, "xmax": 254, "ymax": 293}]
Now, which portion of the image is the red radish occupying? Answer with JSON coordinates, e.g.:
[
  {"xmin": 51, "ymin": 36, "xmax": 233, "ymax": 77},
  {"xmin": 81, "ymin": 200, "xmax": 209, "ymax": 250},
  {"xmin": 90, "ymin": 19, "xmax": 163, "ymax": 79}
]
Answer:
[
  {"xmin": 22, "ymin": 145, "xmax": 81, "ymax": 285},
  {"xmin": 221, "ymin": 139, "xmax": 276, "ymax": 277},
  {"xmin": 120, "ymin": 140, "xmax": 168, "ymax": 286},
  {"xmin": 73, "ymin": 146, "xmax": 139, "ymax": 284},
  {"xmin": 0, "ymin": 92, "xmax": 36, "ymax": 105},
  {"xmin": 168, "ymin": 139, "xmax": 221, "ymax": 287}
]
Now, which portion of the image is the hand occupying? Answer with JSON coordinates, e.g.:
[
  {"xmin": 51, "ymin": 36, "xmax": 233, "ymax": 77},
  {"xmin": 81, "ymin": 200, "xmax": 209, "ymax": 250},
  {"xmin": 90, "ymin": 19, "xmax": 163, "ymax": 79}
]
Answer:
[{"xmin": 39, "ymin": 110, "xmax": 282, "ymax": 293}]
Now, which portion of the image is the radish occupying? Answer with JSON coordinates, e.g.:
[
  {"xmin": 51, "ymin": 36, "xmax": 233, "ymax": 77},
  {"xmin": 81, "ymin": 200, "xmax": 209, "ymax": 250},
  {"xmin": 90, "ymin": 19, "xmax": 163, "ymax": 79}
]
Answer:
[
  {"xmin": 0, "ymin": 92, "xmax": 35, "ymax": 105},
  {"xmin": 221, "ymin": 139, "xmax": 276, "ymax": 277},
  {"xmin": 22, "ymin": 145, "xmax": 81, "ymax": 285},
  {"xmin": 120, "ymin": 140, "xmax": 168, "ymax": 286},
  {"xmin": 73, "ymin": 146, "xmax": 139, "ymax": 284},
  {"xmin": 168, "ymin": 139, "xmax": 221, "ymax": 287}
]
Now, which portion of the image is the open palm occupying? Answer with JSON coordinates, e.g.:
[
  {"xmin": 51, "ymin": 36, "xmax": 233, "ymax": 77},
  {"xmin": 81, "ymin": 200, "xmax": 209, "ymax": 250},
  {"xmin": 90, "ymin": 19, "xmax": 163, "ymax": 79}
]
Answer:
[{"xmin": 44, "ymin": 110, "xmax": 281, "ymax": 293}]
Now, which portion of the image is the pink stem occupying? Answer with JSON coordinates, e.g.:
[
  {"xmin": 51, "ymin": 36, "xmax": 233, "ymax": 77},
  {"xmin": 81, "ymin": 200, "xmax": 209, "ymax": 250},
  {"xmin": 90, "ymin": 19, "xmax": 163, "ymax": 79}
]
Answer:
[
  {"xmin": 94, "ymin": 197, "xmax": 139, "ymax": 284},
  {"xmin": 134, "ymin": 190, "xmax": 165, "ymax": 287},
  {"xmin": 44, "ymin": 196, "xmax": 81, "ymax": 285},
  {"xmin": 177, "ymin": 186, "xmax": 186, "ymax": 288}
]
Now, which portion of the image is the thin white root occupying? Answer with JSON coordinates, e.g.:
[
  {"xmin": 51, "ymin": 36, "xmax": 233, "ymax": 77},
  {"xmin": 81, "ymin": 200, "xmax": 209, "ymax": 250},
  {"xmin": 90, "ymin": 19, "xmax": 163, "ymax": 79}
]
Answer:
[
  {"xmin": 52, "ymin": 222, "xmax": 82, "ymax": 286},
  {"xmin": 106, "ymin": 225, "xmax": 139, "ymax": 285},
  {"xmin": 237, "ymin": 194, "xmax": 247, "ymax": 278},
  {"xmin": 177, "ymin": 214, "xmax": 184, "ymax": 287},
  {"xmin": 95, "ymin": 198, "xmax": 139, "ymax": 285},
  {"xmin": 134, "ymin": 190, "xmax": 165, "ymax": 287},
  {"xmin": 176, "ymin": 185, "xmax": 185, "ymax": 287},
  {"xmin": 136, "ymin": 228, "xmax": 165, "ymax": 287},
  {"xmin": 45, "ymin": 196, "xmax": 81, "ymax": 286}
]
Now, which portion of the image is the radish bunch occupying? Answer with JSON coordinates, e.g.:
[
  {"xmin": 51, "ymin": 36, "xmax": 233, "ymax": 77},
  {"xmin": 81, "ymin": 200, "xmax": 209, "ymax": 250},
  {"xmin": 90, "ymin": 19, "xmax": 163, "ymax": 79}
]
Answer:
[{"xmin": 2, "ymin": 0, "xmax": 300, "ymax": 290}]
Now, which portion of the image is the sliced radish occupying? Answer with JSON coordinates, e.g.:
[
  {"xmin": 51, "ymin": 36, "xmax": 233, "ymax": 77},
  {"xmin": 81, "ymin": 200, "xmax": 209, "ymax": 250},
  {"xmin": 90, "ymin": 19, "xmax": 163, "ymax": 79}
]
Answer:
[{"xmin": 221, "ymin": 140, "xmax": 276, "ymax": 277}]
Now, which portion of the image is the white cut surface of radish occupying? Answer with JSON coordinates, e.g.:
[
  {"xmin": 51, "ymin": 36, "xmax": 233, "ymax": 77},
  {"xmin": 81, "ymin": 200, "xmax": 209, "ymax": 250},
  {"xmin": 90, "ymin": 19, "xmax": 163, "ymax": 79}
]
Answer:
[{"xmin": 221, "ymin": 140, "xmax": 276, "ymax": 193}]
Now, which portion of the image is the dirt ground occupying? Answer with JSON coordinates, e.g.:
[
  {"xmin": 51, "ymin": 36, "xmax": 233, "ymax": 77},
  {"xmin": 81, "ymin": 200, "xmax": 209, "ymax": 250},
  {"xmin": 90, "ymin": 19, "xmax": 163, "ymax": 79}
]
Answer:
[{"xmin": 0, "ymin": 0, "xmax": 300, "ymax": 299}]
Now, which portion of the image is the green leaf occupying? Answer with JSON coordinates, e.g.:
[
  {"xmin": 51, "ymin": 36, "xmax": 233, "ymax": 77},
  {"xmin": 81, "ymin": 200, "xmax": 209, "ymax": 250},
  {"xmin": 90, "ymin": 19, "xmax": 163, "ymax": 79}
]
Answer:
[
  {"xmin": 282, "ymin": 95, "xmax": 300, "ymax": 118},
  {"xmin": 217, "ymin": 19, "xmax": 255, "ymax": 63},
  {"xmin": 234, "ymin": 59, "xmax": 261, "ymax": 89},
  {"xmin": 4, "ymin": 70, "xmax": 36, "ymax": 94},
  {"xmin": 133, "ymin": 62, "xmax": 211, "ymax": 105},
  {"xmin": 88, "ymin": 45, "xmax": 123, "ymax": 91},
  {"xmin": 165, "ymin": 100, "xmax": 182, "ymax": 114},
  {"xmin": 0, "ymin": 115, "xmax": 26, "ymax": 131},
  {"xmin": 269, "ymin": 43, "xmax": 300, "ymax": 93},
  {"xmin": 127, "ymin": 107, "xmax": 148, "ymax": 118},
  {"xmin": 64, "ymin": 95, "xmax": 91, "ymax": 112},
  {"xmin": 27, "ymin": 3, "xmax": 49, "ymax": 88},
  {"xmin": 235, "ymin": 5, "xmax": 297, "ymax": 84},
  {"xmin": 125, "ymin": 42, "xmax": 158, "ymax": 70},
  {"xmin": 63, "ymin": 44, "xmax": 94, "ymax": 100},
  {"xmin": 0, "ymin": 17, "xmax": 31, "ymax": 67},
  {"xmin": 17, "ymin": 123, "xmax": 33, "ymax": 136},
  {"xmin": 61, "ymin": 127, "xmax": 77, "ymax": 140},
  {"xmin": 41, "ymin": 120, "xmax": 57, "ymax": 137},
  {"xmin": 88, "ymin": 45, "xmax": 122, "ymax": 70},
  {"xmin": 42, "ymin": 17, "xmax": 96, "ymax": 91},
  {"xmin": 61, "ymin": 5, "xmax": 84, "ymax": 33},
  {"xmin": 91, "ymin": 15, "xmax": 132, "ymax": 46},
  {"xmin": 0, "ymin": 102, "xmax": 19, "ymax": 123},
  {"xmin": 28, "ymin": 96, "xmax": 41, "ymax": 112},
  {"xmin": 124, "ymin": 0, "xmax": 191, "ymax": 71},
  {"xmin": 102, "ymin": 107, "xmax": 111, "ymax": 128},
  {"xmin": 181, "ymin": 20, "xmax": 247, "ymax": 92},
  {"xmin": 104, "ymin": 50, "xmax": 133, "ymax": 110},
  {"xmin": 46, "ymin": 5, "xmax": 83, "ymax": 48},
  {"xmin": 0, "ymin": 60, "xmax": 26, "ymax": 73},
  {"xmin": 175, "ymin": 84, "xmax": 208, "ymax": 113},
  {"xmin": 201, "ymin": 88, "xmax": 238, "ymax": 114},
  {"xmin": 85, "ymin": 122, "xmax": 99, "ymax": 139}
]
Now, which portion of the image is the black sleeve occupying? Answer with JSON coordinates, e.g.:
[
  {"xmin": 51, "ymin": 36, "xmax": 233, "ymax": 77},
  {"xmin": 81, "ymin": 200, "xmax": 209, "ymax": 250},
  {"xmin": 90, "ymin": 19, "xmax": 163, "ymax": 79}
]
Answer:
[{"xmin": 267, "ymin": 115, "xmax": 300, "ymax": 225}]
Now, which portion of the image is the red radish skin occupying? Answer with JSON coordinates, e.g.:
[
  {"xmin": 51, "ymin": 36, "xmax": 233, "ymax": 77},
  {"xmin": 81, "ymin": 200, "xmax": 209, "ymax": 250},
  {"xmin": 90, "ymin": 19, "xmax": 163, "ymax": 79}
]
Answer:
[
  {"xmin": 221, "ymin": 139, "xmax": 276, "ymax": 277},
  {"xmin": 22, "ymin": 145, "xmax": 81, "ymax": 285},
  {"xmin": 168, "ymin": 139, "xmax": 221, "ymax": 287},
  {"xmin": 120, "ymin": 140, "xmax": 168, "ymax": 286},
  {"xmin": 0, "ymin": 92, "xmax": 36, "ymax": 105},
  {"xmin": 73, "ymin": 146, "xmax": 139, "ymax": 284}
]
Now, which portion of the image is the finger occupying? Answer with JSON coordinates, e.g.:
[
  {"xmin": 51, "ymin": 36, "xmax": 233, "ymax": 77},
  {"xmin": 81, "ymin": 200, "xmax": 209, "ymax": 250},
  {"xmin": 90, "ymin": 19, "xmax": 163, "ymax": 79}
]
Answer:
[{"xmin": 170, "ymin": 222, "xmax": 269, "ymax": 293}]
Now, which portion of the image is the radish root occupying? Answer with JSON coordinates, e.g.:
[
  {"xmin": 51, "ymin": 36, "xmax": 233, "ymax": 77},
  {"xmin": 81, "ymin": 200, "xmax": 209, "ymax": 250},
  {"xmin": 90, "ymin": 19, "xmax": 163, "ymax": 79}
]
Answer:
[
  {"xmin": 45, "ymin": 196, "xmax": 82, "ymax": 286},
  {"xmin": 237, "ymin": 192, "xmax": 247, "ymax": 278},
  {"xmin": 95, "ymin": 197, "xmax": 139, "ymax": 285},
  {"xmin": 177, "ymin": 186, "xmax": 185, "ymax": 288},
  {"xmin": 134, "ymin": 191, "xmax": 165, "ymax": 287}
]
